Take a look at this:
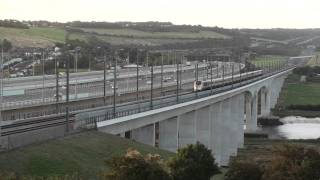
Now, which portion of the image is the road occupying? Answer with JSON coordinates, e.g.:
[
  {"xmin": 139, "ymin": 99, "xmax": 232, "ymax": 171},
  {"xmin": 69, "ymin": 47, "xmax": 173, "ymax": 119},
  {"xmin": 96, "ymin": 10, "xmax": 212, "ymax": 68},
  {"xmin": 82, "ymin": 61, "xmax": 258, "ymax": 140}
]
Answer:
[{"xmin": 3, "ymin": 63, "xmax": 206, "ymax": 91}]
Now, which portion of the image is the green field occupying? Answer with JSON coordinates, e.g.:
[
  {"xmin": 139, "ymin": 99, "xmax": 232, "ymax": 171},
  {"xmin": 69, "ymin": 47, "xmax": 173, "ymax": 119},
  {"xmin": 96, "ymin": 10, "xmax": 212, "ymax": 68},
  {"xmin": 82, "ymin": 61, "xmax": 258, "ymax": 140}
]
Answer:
[
  {"xmin": 251, "ymin": 55, "xmax": 287, "ymax": 68},
  {"xmin": 278, "ymin": 74, "xmax": 320, "ymax": 106},
  {"xmin": 0, "ymin": 131, "xmax": 174, "ymax": 178},
  {"xmin": 0, "ymin": 27, "xmax": 67, "ymax": 47},
  {"xmin": 81, "ymin": 28, "xmax": 229, "ymax": 39}
]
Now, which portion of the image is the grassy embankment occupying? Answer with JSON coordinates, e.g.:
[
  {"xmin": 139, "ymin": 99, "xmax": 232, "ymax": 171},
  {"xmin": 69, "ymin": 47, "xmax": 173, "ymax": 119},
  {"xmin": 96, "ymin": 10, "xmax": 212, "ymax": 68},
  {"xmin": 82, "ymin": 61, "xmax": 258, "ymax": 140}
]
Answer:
[
  {"xmin": 0, "ymin": 131, "xmax": 174, "ymax": 179},
  {"xmin": 0, "ymin": 130, "xmax": 228, "ymax": 179}
]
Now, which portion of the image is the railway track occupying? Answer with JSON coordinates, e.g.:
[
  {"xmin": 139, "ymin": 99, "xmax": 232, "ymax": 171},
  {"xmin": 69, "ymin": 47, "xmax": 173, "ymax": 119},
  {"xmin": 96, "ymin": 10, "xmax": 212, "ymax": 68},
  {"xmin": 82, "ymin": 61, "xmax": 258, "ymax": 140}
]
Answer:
[{"xmin": 0, "ymin": 67, "xmax": 293, "ymax": 138}]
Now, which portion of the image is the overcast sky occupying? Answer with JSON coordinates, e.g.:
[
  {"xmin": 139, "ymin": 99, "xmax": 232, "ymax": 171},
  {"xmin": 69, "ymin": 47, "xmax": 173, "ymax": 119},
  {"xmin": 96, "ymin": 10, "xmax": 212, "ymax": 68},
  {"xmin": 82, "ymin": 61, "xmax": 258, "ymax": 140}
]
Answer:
[{"xmin": 1, "ymin": 0, "xmax": 319, "ymax": 29}]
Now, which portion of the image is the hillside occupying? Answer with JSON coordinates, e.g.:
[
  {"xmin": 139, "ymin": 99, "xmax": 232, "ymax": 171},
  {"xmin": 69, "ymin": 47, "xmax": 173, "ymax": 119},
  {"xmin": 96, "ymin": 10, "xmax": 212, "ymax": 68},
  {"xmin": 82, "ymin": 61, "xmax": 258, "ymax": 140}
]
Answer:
[
  {"xmin": 80, "ymin": 28, "xmax": 229, "ymax": 39},
  {"xmin": 0, "ymin": 27, "xmax": 67, "ymax": 47},
  {"xmin": 0, "ymin": 131, "xmax": 174, "ymax": 179},
  {"xmin": 0, "ymin": 25, "xmax": 229, "ymax": 48}
]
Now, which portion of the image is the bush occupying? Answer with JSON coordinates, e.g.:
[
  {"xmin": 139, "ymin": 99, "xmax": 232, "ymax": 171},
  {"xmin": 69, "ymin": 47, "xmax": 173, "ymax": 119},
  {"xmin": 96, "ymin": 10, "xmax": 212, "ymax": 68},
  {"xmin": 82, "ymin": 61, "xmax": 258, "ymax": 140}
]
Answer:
[
  {"xmin": 225, "ymin": 160, "xmax": 262, "ymax": 180},
  {"xmin": 293, "ymin": 66, "xmax": 320, "ymax": 77},
  {"xmin": 103, "ymin": 148, "xmax": 171, "ymax": 180},
  {"xmin": 0, "ymin": 39, "xmax": 12, "ymax": 52},
  {"xmin": 262, "ymin": 144, "xmax": 320, "ymax": 180},
  {"xmin": 167, "ymin": 142, "xmax": 219, "ymax": 180}
]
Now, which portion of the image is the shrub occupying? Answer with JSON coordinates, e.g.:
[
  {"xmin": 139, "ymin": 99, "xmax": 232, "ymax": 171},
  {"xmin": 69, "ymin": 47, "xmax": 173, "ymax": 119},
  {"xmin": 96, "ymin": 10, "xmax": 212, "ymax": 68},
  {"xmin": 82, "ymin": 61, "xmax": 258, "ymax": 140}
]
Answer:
[
  {"xmin": 225, "ymin": 160, "xmax": 262, "ymax": 180},
  {"xmin": 262, "ymin": 144, "xmax": 320, "ymax": 180},
  {"xmin": 0, "ymin": 172, "xmax": 16, "ymax": 180},
  {"xmin": 103, "ymin": 148, "xmax": 171, "ymax": 180},
  {"xmin": 167, "ymin": 142, "xmax": 219, "ymax": 180}
]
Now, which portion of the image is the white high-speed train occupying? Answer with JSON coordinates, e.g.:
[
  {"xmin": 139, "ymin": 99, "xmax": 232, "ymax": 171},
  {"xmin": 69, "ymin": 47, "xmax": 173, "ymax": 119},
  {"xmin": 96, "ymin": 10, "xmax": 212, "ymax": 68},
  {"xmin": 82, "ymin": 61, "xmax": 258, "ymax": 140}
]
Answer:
[{"xmin": 193, "ymin": 70, "xmax": 263, "ymax": 91}]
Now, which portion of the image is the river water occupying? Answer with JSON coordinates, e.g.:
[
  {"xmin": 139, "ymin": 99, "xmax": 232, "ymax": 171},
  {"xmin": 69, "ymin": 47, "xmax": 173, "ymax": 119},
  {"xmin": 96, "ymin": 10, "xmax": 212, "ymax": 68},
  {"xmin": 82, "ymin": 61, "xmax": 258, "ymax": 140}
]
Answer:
[{"xmin": 259, "ymin": 116, "xmax": 320, "ymax": 139}]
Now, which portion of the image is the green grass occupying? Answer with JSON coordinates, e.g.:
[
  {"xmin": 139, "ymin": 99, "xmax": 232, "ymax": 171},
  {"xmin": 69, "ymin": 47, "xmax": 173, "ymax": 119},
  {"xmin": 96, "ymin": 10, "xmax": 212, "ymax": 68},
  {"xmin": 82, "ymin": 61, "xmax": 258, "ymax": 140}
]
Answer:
[
  {"xmin": 251, "ymin": 55, "xmax": 287, "ymax": 68},
  {"xmin": 0, "ymin": 27, "xmax": 68, "ymax": 47},
  {"xmin": 0, "ymin": 131, "xmax": 174, "ymax": 179},
  {"xmin": 281, "ymin": 82, "xmax": 320, "ymax": 106},
  {"xmin": 80, "ymin": 28, "xmax": 229, "ymax": 39},
  {"xmin": 276, "ymin": 73, "xmax": 320, "ymax": 106}
]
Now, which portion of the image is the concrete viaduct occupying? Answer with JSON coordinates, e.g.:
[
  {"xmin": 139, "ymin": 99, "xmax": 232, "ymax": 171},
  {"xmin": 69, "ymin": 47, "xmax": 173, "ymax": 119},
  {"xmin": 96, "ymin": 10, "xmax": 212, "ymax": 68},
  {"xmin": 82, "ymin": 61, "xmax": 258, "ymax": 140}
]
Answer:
[{"xmin": 96, "ymin": 68, "xmax": 289, "ymax": 166}]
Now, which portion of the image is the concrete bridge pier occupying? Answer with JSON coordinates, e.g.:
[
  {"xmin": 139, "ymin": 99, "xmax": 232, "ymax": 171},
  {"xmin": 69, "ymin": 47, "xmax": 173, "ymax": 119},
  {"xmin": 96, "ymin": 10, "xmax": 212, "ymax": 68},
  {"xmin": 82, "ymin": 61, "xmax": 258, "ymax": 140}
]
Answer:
[
  {"xmin": 264, "ymin": 89, "xmax": 271, "ymax": 115},
  {"xmin": 229, "ymin": 96, "xmax": 240, "ymax": 156},
  {"xmin": 159, "ymin": 117, "xmax": 178, "ymax": 152},
  {"xmin": 260, "ymin": 88, "xmax": 267, "ymax": 116},
  {"xmin": 234, "ymin": 94, "xmax": 245, "ymax": 148},
  {"xmin": 195, "ymin": 106, "xmax": 211, "ymax": 148},
  {"xmin": 245, "ymin": 92, "xmax": 258, "ymax": 132},
  {"xmin": 220, "ymin": 98, "xmax": 233, "ymax": 165},
  {"xmin": 251, "ymin": 92, "xmax": 258, "ymax": 130},
  {"xmin": 210, "ymin": 102, "xmax": 223, "ymax": 165},
  {"xmin": 131, "ymin": 124, "xmax": 155, "ymax": 146},
  {"xmin": 178, "ymin": 111, "xmax": 197, "ymax": 148},
  {"xmin": 270, "ymin": 76, "xmax": 286, "ymax": 109}
]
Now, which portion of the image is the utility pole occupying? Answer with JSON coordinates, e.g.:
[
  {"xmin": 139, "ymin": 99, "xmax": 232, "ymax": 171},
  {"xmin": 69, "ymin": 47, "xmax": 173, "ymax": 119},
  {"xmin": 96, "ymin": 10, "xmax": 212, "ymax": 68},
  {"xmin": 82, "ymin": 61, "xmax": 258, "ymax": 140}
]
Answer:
[
  {"xmin": 194, "ymin": 63, "xmax": 198, "ymax": 97},
  {"xmin": 161, "ymin": 53, "xmax": 163, "ymax": 96},
  {"xmin": 74, "ymin": 47, "xmax": 80, "ymax": 99},
  {"xmin": 136, "ymin": 51, "xmax": 139, "ymax": 101},
  {"xmin": 194, "ymin": 64, "xmax": 197, "ymax": 81},
  {"xmin": 103, "ymin": 52, "xmax": 106, "ymax": 105},
  {"xmin": 32, "ymin": 50, "xmax": 35, "ymax": 76},
  {"xmin": 146, "ymin": 51, "xmax": 149, "ymax": 67},
  {"xmin": 88, "ymin": 54, "xmax": 91, "ymax": 72},
  {"xmin": 217, "ymin": 63, "xmax": 219, "ymax": 78},
  {"xmin": 231, "ymin": 63, "xmax": 234, "ymax": 88},
  {"xmin": 55, "ymin": 54, "xmax": 59, "ymax": 112},
  {"xmin": 150, "ymin": 63, "xmax": 153, "ymax": 109},
  {"xmin": 239, "ymin": 63, "xmax": 242, "ymax": 85},
  {"xmin": 176, "ymin": 52, "xmax": 179, "ymax": 103},
  {"xmin": 66, "ymin": 52, "xmax": 70, "ymax": 133},
  {"xmin": 210, "ymin": 63, "xmax": 213, "ymax": 94},
  {"xmin": 0, "ymin": 43, "xmax": 3, "ymax": 123},
  {"xmin": 180, "ymin": 56, "xmax": 182, "ymax": 90},
  {"xmin": 222, "ymin": 65, "xmax": 225, "ymax": 86},
  {"xmin": 42, "ymin": 51, "xmax": 45, "ymax": 103},
  {"xmin": 196, "ymin": 63, "xmax": 199, "ymax": 81},
  {"xmin": 113, "ymin": 54, "xmax": 117, "ymax": 118},
  {"xmin": 206, "ymin": 56, "xmax": 209, "ymax": 79},
  {"xmin": 136, "ymin": 51, "xmax": 141, "ymax": 113}
]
